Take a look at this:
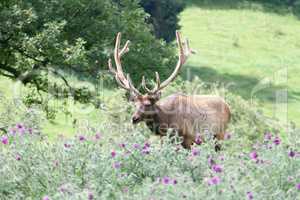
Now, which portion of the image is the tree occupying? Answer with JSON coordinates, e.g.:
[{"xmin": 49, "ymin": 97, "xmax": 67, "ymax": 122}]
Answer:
[
  {"xmin": 140, "ymin": 0, "xmax": 185, "ymax": 42},
  {"xmin": 0, "ymin": 0, "xmax": 176, "ymax": 114}
]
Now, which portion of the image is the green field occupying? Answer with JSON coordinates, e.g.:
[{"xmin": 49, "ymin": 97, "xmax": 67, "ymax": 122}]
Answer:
[
  {"xmin": 1, "ymin": 0, "xmax": 300, "ymax": 136},
  {"xmin": 180, "ymin": 0, "xmax": 300, "ymax": 125}
]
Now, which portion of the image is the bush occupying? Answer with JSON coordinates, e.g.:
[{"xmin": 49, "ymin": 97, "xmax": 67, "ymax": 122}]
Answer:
[
  {"xmin": 0, "ymin": 94, "xmax": 45, "ymax": 134},
  {"xmin": 0, "ymin": 122, "xmax": 299, "ymax": 199}
]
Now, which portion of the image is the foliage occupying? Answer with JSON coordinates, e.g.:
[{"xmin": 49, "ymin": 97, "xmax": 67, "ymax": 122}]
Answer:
[
  {"xmin": 140, "ymin": 0, "xmax": 185, "ymax": 42},
  {"xmin": 0, "ymin": 94, "xmax": 45, "ymax": 134},
  {"xmin": 0, "ymin": 0, "xmax": 176, "ymax": 111},
  {"xmin": 0, "ymin": 119, "xmax": 299, "ymax": 199}
]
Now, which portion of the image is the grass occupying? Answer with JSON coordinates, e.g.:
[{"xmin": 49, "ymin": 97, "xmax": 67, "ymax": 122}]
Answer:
[{"xmin": 179, "ymin": 0, "xmax": 300, "ymax": 125}]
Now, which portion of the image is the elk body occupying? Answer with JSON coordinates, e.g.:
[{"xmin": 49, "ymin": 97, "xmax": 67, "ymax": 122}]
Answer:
[{"xmin": 108, "ymin": 31, "xmax": 231, "ymax": 148}]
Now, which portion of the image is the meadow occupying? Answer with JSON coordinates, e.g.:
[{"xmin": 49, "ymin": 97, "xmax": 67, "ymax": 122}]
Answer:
[{"xmin": 0, "ymin": 0, "xmax": 300, "ymax": 199}]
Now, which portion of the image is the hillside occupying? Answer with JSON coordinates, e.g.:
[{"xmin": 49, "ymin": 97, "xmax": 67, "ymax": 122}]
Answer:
[{"xmin": 179, "ymin": 0, "xmax": 300, "ymax": 126}]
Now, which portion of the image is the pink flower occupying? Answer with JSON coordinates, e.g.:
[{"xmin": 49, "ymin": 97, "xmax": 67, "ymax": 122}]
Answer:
[
  {"xmin": 133, "ymin": 143, "xmax": 140, "ymax": 149},
  {"xmin": 246, "ymin": 191, "xmax": 254, "ymax": 200},
  {"xmin": 162, "ymin": 176, "xmax": 170, "ymax": 185},
  {"xmin": 288, "ymin": 150, "xmax": 295, "ymax": 158},
  {"xmin": 42, "ymin": 196, "xmax": 50, "ymax": 200},
  {"xmin": 1, "ymin": 135, "xmax": 8, "ymax": 145},
  {"xmin": 64, "ymin": 143, "xmax": 71, "ymax": 148},
  {"xmin": 95, "ymin": 133, "xmax": 101, "ymax": 140},
  {"xmin": 28, "ymin": 128, "xmax": 33, "ymax": 134},
  {"xmin": 191, "ymin": 148, "xmax": 200, "ymax": 156},
  {"xmin": 212, "ymin": 164, "xmax": 223, "ymax": 173},
  {"xmin": 9, "ymin": 128, "xmax": 17, "ymax": 136},
  {"xmin": 79, "ymin": 135, "xmax": 86, "ymax": 141},
  {"xmin": 224, "ymin": 132, "xmax": 231, "ymax": 140},
  {"xmin": 16, "ymin": 154, "xmax": 21, "ymax": 161},
  {"xmin": 264, "ymin": 132, "xmax": 272, "ymax": 141},
  {"xmin": 273, "ymin": 136, "xmax": 281, "ymax": 145},
  {"xmin": 111, "ymin": 150, "xmax": 116, "ymax": 158},
  {"xmin": 142, "ymin": 148, "xmax": 150, "ymax": 155},
  {"xmin": 113, "ymin": 162, "xmax": 121, "ymax": 169},
  {"xmin": 172, "ymin": 179, "xmax": 178, "ymax": 185},
  {"xmin": 195, "ymin": 133, "xmax": 202, "ymax": 145},
  {"xmin": 119, "ymin": 143, "xmax": 126, "ymax": 148},
  {"xmin": 208, "ymin": 176, "xmax": 221, "ymax": 186},
  {"xmin": 296, "ymin": 183, "xmax": 300, "ymax": 190},
  {"xmin": 88, "ymin": 192, "xmax": 94, "ymax": 200},
  {"xmin": 143, "ymin": 142, "xmax": 150, "ymax": 148},
  {"xmin": 249, "ymin": 151, "xmax": 258, "ymax": 161}
]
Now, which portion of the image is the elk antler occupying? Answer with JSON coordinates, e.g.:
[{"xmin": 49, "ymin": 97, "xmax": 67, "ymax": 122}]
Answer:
[
  {"xmin": 108, "ymin": 33, "xmax": 141, "ymax": 96},
  {"xmin": 142, "ymin": 31, "xmax": 195, "ymax": 94}
]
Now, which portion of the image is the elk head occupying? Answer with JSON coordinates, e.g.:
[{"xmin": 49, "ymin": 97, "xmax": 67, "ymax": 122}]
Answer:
[{"xmin": 108, "ymin": 31, "xmax": 194, "ymax": 124}]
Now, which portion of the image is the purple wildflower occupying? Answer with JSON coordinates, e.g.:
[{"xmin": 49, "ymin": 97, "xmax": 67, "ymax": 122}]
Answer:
[
  {"xmin": 249, "ymin": 151, "xmax": 258, "ymax": 160},
  {"xmin": 264, "ymin": 132, "xmax": 272, "ymax": 141},
  {"xmin": 95, "ymin": 133, "xmax": 101, "ymax": 140},
  {"xmin": 113, "ymin": 162, "xmax": 121, "ymax": 169},
  {"xmin": 111, "ymin": 150, "xmax": 116, "ymax": 158},
  {"xmin": 64, "ymin": 143, "xmax": 71, "ymax": 148},
  {"xmin": 42, "ymin": 196, "xmax": 50, "ymax": 200},
  {"xmin": 28, "ymin": 128, "xmax": 33, "ymax": 134},
  {"xmin": 9, "ymin": 128, "xmax": 17, "ymax": 136},
  {"xmin": 142, "ymin": 148, "xmax": 150, "ymax": 155},
  {"xmin": 79, "ymin": 135, "xmax": 86, "ymax": 141},
  {"xmin": 59, "ymin": 185, "xmax": 67, "ymax": 193},
  {"xmin": 288, "ymin": 150, "xmax": 295, "ymax": 158},
  {"xmin": 246, "ymin": 191, "xmax": 254, "ymax": 200},
  {"xmin": 88, "ymin": 192, "xmax": 94, "ymax": 200},
  {"xmin": 1, "ymin": 135, "xmax": 8, "ymax": 145},
  {"xmin": 224, "ymin": 132, "xmax": 231, "ymax": 140},
  {"xmin": 19, "ymin": 128, "xmax": 26, "ymax": 135},
  {"xmin": 191, "ymin": 148, "xmax": 200, "ymax": 156},
  {"xmin": 195, "ymin": 133, "xmax": 202, "ymax": 145},
  {"xmin": 208, "ymin": 156, "xmax": 215, "ymax": 166},
  {"xmin": 212, "ymin": 164, "xmax": 223, "ymax": 173},
  {"xmin": 219, "ymin": 155, "xmax": 225, "ymax": 161},
  {"xmin": 208, "ymin": 176, "xmax": 221, "ymax": 186},
  {"xmin": 162, "ymin": 176, "xmax": 170, "ymax": 185},
  {"xmin": 133, "ymin": 143, "xmax": 140, "ymax": 149},
  {"xmin": 296, "ymin": 183, "xmax": 300, "ymax": 190},
  {"xmin": 144, "ymin": 142, "xmax": 150, "ymax": 148},
  {"xmin": 273, "ymin": 136, "xmax": 281, "ymax": 145},
  {"xmin": 16, "ymin": 123, "xmax": 24, "ymax": 130},
  {"xmin": 122, "ymin": 187, "xmax": 129, "ymax": 193},
  {"xmin": 119, "ymin": 143, "xmax": 126, "ymax": 148},
  {"xmin": 16, "ymin": 154, "xmax": 21, "ymax": 161},
  {"xmin": 172, "ymin": 179, "xmax": 178, "ymax": 185}
]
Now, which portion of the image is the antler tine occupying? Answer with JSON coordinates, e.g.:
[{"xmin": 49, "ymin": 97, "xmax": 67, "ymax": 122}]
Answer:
[
  {"xmin": 149, "ymin": 30, "xmax": 191, "ymax": 93},
  {"xmin": 142, "ymin": 76, "xmax": 152, "ymax": 93},
  {"xmin": 152, "ymin": 72, "xmax": 161, "ymax": 91},
  {"xmin": 120, "ymin": 40, "xmax": 130, "ymax": 57},
  {"xmin": 108, "ymin": 32, "xmax": 141, "ymax": 95},
  {"xmin": 184, "ymin": 38, "xmax": 196, "ymax": 56}
]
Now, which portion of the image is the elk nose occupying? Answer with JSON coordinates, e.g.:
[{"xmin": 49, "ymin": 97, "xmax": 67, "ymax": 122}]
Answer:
[{"xmin": 132, "ymin": 116, "xmax": 141, "ymax": 124}]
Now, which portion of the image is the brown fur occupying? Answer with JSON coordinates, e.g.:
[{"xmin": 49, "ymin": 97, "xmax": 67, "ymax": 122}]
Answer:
[{"xmin": 132, "ymin": 93, "xmax": 231, "ymax": 148}]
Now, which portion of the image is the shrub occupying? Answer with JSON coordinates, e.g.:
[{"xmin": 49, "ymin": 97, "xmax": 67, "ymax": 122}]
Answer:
[{"xmin": 0, "ymin": 122, "xmax": 299, "ymax": 199}]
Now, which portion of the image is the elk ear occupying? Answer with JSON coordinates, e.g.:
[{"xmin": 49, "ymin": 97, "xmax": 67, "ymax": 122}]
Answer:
[{"xmin": 128, "ymin": 92, "xmax": 137, "ymax": 102}]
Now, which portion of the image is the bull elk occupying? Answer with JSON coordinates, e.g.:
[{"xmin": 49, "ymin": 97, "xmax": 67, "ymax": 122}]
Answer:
[{"xmin": 108, "ymin": 31, "xmax": 231, "ymax": 149}]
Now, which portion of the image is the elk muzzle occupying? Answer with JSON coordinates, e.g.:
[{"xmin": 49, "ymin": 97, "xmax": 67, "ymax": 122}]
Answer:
[{"xmin": 132, "ymin": 114, "xmax": 142, "ymax": 124}]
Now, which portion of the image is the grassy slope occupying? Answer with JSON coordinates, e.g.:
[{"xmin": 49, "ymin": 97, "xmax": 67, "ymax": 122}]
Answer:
[{"xmin": 179, "ymin": 1, "xmax": 300, "ymax": 125}]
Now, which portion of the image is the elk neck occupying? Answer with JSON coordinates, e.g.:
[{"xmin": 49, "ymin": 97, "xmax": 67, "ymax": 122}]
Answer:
[{"xmin": 144, "ymin": 103, "xmax": 169, "ymax": 135}]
